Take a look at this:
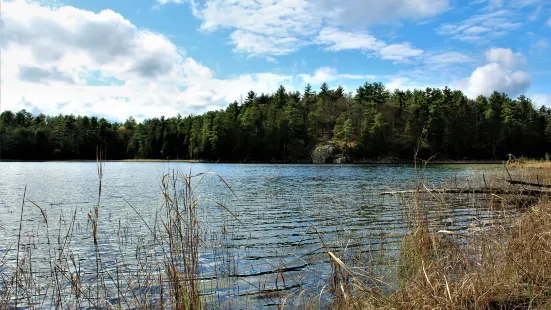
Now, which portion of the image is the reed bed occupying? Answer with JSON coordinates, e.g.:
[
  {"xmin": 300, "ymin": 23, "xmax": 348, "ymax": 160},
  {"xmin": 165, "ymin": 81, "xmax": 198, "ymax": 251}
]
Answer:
[
  {"xmin": 327, "ymin": 161, "xmax": 551, "ymax": 310},
  {"xmin": 0, "ymin": 153, "xmax": 244, "ymax": 309}
]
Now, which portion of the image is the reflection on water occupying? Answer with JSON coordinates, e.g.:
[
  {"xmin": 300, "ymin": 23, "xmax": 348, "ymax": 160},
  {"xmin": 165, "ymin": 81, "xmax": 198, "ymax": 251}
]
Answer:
[{"xmin": 0, "ymin": 162, "xmax": 507, "ymax": 308}]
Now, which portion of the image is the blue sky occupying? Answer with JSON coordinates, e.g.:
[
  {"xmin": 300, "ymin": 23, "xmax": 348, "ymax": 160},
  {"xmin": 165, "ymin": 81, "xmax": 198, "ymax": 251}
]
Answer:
[{"xmin": 1, "ymin": 0, "xmax": 550, "ymax": 121}]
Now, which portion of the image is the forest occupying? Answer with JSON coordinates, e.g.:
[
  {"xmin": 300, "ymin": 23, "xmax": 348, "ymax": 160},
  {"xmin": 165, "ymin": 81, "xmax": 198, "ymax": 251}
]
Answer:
[{"xmin": 1, "ymin": 82, "xmax": 549, "ymax": 161}]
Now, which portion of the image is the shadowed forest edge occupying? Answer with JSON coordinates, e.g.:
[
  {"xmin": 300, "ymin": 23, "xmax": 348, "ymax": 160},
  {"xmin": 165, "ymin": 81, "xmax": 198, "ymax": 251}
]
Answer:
[{"xmin": 1, "ymin": 82, "xmax": 549, "ymax": 161}]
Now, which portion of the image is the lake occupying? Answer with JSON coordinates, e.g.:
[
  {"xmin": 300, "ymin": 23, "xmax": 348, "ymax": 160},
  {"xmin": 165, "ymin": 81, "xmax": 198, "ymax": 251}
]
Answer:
[{"xmin": 0, "ymin": 162, "xmax": 507, "ymax": 308}]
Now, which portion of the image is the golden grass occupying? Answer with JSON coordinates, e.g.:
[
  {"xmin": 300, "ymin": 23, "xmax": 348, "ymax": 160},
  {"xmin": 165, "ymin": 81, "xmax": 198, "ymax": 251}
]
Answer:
[
  {"xmin": 330, "ymin": 163, "xmax": 551, "ymax": 310},
  {"xmin": 513, "ymin": 159, "xmax": 551, "ymax": 170},
  {"xmin": 0, "ymin": 150, "xmax": 236, "ymax": 309}
]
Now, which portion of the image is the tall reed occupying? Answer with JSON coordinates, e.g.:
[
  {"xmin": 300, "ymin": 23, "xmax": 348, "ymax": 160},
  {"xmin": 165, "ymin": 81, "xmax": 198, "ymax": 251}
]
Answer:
[{"xmin": 328, "ymin": 161, "xmax": 551, "ymax": 309}]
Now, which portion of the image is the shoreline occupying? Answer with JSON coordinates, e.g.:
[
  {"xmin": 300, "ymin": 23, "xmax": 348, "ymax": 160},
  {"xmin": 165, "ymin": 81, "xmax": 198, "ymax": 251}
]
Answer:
[{"xmin": 0, "ymin": 159, "xmax": 506, "ymax": 164}]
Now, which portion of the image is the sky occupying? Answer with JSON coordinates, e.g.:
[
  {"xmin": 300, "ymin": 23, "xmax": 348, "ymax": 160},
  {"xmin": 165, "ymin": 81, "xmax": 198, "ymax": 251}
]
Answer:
[{"xmin": 1, "ymin": 0, "xmax": 550, "ymax": 121}]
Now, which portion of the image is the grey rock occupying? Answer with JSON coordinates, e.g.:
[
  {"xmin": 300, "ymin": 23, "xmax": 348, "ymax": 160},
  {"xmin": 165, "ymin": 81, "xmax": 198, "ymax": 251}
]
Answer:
[
  {"xmin": 333, "ymin": 156, "xmax": 347, "ymax": 164},
  {"xmin": 311, "ymin": 144, "xmax": 341, "ymax": 163}
]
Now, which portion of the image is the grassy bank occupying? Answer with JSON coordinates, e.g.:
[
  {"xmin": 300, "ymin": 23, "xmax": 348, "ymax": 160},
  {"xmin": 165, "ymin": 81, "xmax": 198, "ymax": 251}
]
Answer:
[
  {"xmin": 330, "ymin": 162, "xmax": 551, "ymax": 309},
  {"xmin": 0, "ymin": 158, "xmax": 505, "ymax": 164}
]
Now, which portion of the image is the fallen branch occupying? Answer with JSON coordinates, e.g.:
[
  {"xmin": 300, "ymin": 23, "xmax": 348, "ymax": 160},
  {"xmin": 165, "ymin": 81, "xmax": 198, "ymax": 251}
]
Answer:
[
  {"xmin": 381, "ymin": 188, "xmax": 551, "ymax": 196},
  {"xmin": 506, "ymin": 180, "xmax": 551, "ymax": 188}
]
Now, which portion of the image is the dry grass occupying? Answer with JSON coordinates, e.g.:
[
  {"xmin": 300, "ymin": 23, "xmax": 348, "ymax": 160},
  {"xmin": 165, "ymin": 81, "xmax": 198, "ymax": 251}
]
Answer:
[
  {"xmin": 328, "ymin": 161, "xmax": 551, "ymax": 310},
  {"xmin": 0, "ymin": 150, "xmax": 238, "ymax": 309}
]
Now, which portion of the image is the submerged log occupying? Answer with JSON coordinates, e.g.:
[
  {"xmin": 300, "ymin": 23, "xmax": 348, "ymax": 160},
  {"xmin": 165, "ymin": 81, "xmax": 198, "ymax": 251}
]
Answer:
[{"xmin": 380, "ymin": 188, "xmax": 551, "ymax": 196}]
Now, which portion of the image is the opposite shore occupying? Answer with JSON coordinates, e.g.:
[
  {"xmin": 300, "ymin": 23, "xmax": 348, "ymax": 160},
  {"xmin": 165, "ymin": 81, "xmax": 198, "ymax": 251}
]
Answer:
[{"xmin": 0, "ymin": 158, "xmax": 506, "ymax": 164}]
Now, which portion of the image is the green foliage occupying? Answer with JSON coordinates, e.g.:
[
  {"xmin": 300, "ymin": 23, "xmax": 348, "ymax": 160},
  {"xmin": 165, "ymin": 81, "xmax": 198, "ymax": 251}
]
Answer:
[{"xmin": 1, "ymin": 83, "xmax": 550, "ymax": 161}]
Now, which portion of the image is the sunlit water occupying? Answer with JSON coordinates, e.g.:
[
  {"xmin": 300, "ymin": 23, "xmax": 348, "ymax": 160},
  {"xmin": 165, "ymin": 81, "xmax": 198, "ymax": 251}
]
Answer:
[{"xmin": 0, "ymin": 162, "xmax": 508, "ymax": 308}]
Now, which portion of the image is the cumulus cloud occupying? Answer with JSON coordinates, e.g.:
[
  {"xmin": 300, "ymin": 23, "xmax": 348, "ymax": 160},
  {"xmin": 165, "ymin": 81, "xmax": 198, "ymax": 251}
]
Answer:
[
  {"xmin": 1, "ymin": 0, "xmax": 184, "ymax": 83},
  {"xmin": 485, "ymin": 47, "xmax": 526, "ymax": 68},
  {"xmin": 0, "ymin": 0, "xmax": 298, "ymax": 121},
  {"xmin": 2, "ymin": 0, "xmax": 385, "ymax": 121},
  {"xmin": 459, "ymin": 48, "xmax": 530, "ymax": 98},
  {"xmin": 18, "ymin": 65, "xmax": 77, "ymax": 85}
]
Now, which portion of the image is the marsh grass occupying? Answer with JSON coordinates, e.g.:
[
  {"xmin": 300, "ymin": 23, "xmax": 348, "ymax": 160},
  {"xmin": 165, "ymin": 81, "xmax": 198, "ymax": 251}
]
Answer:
[
  {"xmin": 326, "ymin": 161, "xmax": 551, "ymax": 310},
  {"xmin": 0, "ymin": 152, "xmax": 246, "ymax": 309}
]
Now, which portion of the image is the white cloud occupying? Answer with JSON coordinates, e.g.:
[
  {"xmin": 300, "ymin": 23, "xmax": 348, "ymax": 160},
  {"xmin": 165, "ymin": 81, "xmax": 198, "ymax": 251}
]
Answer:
[
  {"xmin": 438, "ymin": 9, "xmax": 523, "ymax": 42},
  {"xmin": 299, "ymin": 67, "xmax": 338, "ymax": 85},
  {"xmin": 470, "ymin": 0, "xmax": 504, "ymax": 10},
  {"xmin": 194, "ymin": 0, "xmax": 320, "ymax": 55},
  {"xmin": 313, "ymin": 0, "xmax": 449, "ymax": 26},
  {"xmin": 485, "ymin": 47, "xmax": 526, "ymax": 69},
  {"xmin": 229, "ymin": 30, "xmax": 302, "ymax": 55},
  {"xmin": 531, "ymin": 38, "xmax": 549, "ymax": 51},
  {"xmin": 338, "ymin": 74, "xmax": 378, "ymax": 80},
  {"xmin": 315, "ymin": 27, "xmax": 423, "ymax": 61},
  {"xmin": 459, "ymin": 49, "xmax": 530, "ymax": 98},
  {"xmin": 379, "ymin": 43, "xmax": 424, "ymax": 61},
  {"xmin": 157, "ymin": 0, "xmax": 185, "ymax": 4},
  {"xmin": 425, "ymin": 51, "xmax": 474, "ymax": 65},
  {"xmin": 181, "ymin": 58, "xmax": 213, "ymax": 80},
  {"xmin": 528, "ymin": 5, "xmax": 542, "ymax": 21},
  {"xmin": 315, "ymin": 28, "xmax": 383, "ymax": 51},
  {"xmin": 547, "ymin": 16, "xmax": 551, "ymax": 27},
  {"xmin": 383, "ymin": 76, "xmax": 446, "ymax": 92},
  {"xmin": 190, "ymin": 0, "xmax": 444, "ymax": 57},
  {"xmin": 444, "ymin": 0, "xmax": 541, "ymax": 42},
  {"xmin": 1, "ymin": 0, "xmax": 184, "ymax": 84},
  {"xmin": 3, "ymin": 0, "xmax": 387, "ymax": 121},
  {"xmin": 0, "ymin": 0, "xmax": 298, "ymax": 121},
  {"xmin": 531, "ymin": 94, "xmax": 551, "ymax": 107},
  {"xmin": 470, "ymin": 0, "xmax": 539, "ymax": 10},
  {"xmin": 299, "ymin": 67, "xmax": 377, "ymax": 86}
]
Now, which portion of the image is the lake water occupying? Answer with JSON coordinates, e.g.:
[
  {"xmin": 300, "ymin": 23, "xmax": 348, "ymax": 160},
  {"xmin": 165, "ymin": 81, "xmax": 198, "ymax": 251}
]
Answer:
[{"xmin": 0, "ymin": 162, "xmax": 507, "ymax": 308}]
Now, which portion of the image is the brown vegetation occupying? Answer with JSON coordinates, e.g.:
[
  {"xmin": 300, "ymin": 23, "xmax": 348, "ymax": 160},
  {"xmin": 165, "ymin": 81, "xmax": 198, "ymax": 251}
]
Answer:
[{"xmin": 329, "ymin": 161, "xmax": 551, "ymax": 310}]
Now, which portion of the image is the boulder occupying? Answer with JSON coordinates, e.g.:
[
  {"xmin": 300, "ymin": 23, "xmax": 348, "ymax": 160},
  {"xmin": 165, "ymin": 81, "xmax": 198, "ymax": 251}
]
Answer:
[
  {"xmin": 311, "ymin": 144, "xmax": 341, "ymax": 163},
  {"xmin": 333, "ymin": 156, "xmax": 347, "ymax": 164}
]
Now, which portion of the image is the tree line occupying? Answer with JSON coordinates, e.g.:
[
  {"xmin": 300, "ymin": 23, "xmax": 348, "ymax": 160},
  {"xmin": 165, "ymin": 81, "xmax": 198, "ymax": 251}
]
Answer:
[{"xmin": 1, "ymin": 82, "xmax": 550, "ymax": 161}]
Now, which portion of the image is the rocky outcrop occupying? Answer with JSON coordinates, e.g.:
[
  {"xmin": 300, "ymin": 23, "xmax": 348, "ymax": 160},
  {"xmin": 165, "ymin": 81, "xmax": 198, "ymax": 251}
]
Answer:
[
  {"xmin": 333, "ymin": 155, "xmax": 347, "ymax": 164},
  {"xmin": 311, "ymin": 144, "xmax": 346, "ymax": 163}
]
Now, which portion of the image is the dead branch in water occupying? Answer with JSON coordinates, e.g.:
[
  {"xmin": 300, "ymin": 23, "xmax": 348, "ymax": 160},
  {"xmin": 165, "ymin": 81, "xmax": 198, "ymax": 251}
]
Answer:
[
  {"xmin": 506, "ymin": 180, "xmax": 551, "ymax": 188},
  {"xmin": 381, "ymin": 188, "xmax": 551, "ymax": 196}
]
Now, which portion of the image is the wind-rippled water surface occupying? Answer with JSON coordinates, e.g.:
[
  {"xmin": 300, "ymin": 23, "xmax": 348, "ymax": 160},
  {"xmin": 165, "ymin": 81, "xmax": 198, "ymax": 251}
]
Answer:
[{"xmin": 0, "ymin": 162, "xmax": 506, "ymax": 308}]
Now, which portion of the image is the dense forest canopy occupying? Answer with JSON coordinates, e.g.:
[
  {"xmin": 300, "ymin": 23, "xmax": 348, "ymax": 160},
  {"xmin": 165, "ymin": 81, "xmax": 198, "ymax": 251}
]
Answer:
[{"xmin": 1, "ymin": 82, "xmax": 550, "ymax": 161}]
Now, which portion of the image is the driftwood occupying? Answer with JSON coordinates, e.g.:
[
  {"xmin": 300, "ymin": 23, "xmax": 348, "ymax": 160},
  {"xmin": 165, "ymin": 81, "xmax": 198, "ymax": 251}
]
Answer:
[
  {"xmin": 381, "ymin": 188, "xmax": 551, "ymax": 196},
  {"xmin": 506, "ymin": 180, "xmax": 551, "ymax": 188}
]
